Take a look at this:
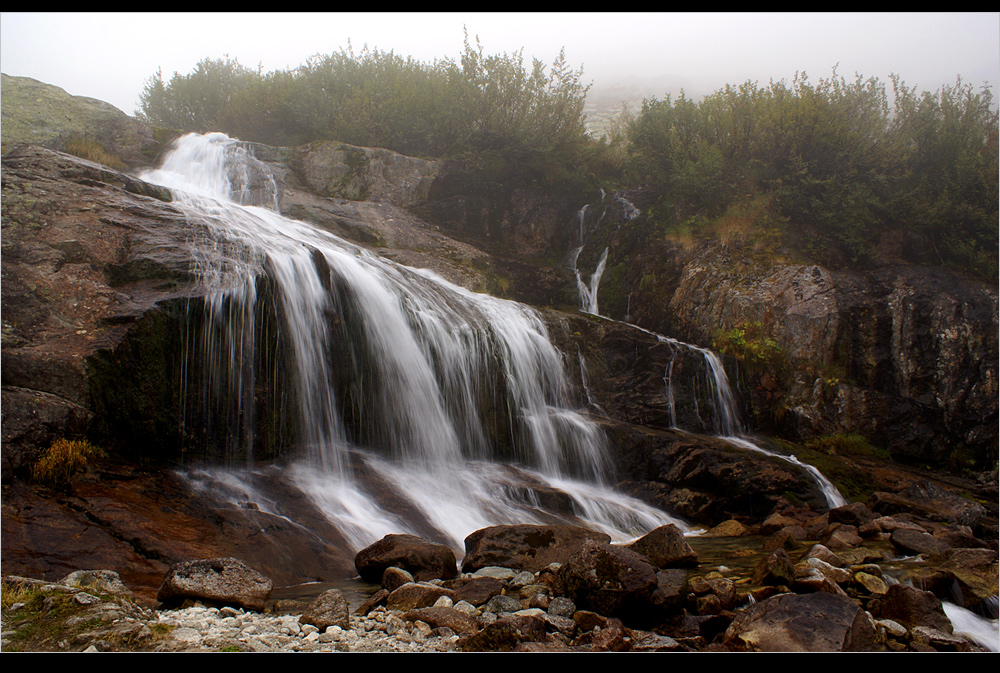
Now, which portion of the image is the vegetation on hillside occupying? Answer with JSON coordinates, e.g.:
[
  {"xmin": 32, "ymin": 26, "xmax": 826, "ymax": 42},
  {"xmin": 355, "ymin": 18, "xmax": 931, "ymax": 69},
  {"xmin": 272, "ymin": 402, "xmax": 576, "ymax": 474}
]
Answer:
[
  {"xmin": 139, "ymin": 34, "xmax": 590, "ymax": 161},
  {"xmin": 621, "ymin": 70, "xmax": 999, "ymax": 280},
  {"xmin": 139, "ymin": 43, "xmax": 998, "ymax": 282}
]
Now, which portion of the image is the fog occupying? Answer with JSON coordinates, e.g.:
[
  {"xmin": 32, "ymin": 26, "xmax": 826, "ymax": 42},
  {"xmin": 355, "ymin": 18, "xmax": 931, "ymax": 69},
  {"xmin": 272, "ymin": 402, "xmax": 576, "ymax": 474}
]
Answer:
[{"xmin": 2, "ymin": 12, "xmax": 998, "ymax": 117}]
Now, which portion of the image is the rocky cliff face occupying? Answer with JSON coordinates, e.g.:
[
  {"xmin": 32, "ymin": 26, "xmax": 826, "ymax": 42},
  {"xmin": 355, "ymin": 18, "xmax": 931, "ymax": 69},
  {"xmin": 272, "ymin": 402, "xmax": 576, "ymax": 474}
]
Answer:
[
  {"xmin": 1, "ymin": 145, "xmax": 189, "ymax": 471},
  {"xmin": 574, "ymin": 194, "xmax": 998, "ymax": 472}
]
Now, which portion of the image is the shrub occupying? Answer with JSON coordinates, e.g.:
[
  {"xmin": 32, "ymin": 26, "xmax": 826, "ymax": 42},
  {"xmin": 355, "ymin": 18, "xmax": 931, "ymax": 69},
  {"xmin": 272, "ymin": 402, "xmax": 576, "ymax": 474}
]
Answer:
[
  {"xmin": 712, "ymin": 321, "xmax": 784, "ymax": 370},
  {"xmin": 31, "ymin": 438, "xmax": 106, "ymax": 486}
]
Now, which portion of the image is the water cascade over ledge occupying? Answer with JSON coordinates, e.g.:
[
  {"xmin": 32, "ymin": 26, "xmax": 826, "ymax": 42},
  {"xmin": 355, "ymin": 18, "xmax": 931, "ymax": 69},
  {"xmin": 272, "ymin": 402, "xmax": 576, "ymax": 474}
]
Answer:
[{"xmin": 139, "ymin": 133, "xmax": 685, "ymax": 553}]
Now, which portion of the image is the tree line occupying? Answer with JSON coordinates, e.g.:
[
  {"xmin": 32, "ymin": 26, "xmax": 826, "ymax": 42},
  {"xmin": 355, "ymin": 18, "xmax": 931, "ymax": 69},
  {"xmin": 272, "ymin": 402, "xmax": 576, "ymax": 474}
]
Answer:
[
  {"xmin": 139, "ymin": 34, "xmax": 589, "ymax": 161},
  {"xmin": 139, "ymin": 45, "xmax": 998, "ymax": 281},
  {"xmin": 620, "ymin": 70, "xmax": 998, "ymax": 279}
]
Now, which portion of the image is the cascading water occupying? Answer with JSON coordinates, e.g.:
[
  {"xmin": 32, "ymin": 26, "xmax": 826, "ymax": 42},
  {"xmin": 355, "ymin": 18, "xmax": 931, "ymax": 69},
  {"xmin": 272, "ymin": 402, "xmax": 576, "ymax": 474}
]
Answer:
[
  {"xmin": 139, "ymin": 133, "xmax": 684, "ymax": 553},
  {"xmin": 635, "ymin": 323, "xmax": 847, "ymax": 508},
  {"xmin": 561, "ymin": 190, "xmax": 844, "ymax": 508},
  {"xmin": 569, "ymin": 195, "xmax": 640, "ymax": 317}
]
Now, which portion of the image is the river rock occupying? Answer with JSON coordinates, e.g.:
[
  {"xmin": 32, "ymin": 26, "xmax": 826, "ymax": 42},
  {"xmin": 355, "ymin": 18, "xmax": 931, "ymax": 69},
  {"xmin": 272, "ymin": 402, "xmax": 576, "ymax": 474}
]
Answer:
[
  {"xmin": 723, "ymin": 591, "xmax": 876, "ymax": 651},
  {"xmin": 354, "ymin": 534, "xmax": 458, "ymax": 584},
  {"xmin": 869, "ymin": 481, "xmax": 988, "ymax": 528},
  {"xmin": 557, "ymin": 540, "xmax": 658, "ymax": 618},
  {"xmin": 828, "ymin": 502, "xmax": 877, "ymax": 527},
  {"xmin": 445, "ymin": 576, "xmax": 506, "ymax": 607},
  {"xmin": 462, "ymin": 524, "xmax": 611, "ymax": 573},
  {"xmin": 299, "ymin": 588, "xmax": 350, "ymax": 630},
  {"xmin": 873, "ymin": 584, "xmax": 953, "ymax": 633},
  {"xmin": 386, "ymin": 582, "xmax": 457, "ymax": 611},
  {"xmin": 752, "ymin": 549, "xmax": 795, "ymax": 587},
  {"xmin": 156, "ymin": 557, "xmax": 273, "ymax": 611},
  {"xmin": 402, "ymin": 606, "xmax": 479, "ymax": 635},
  {"xmin": 459, "ymin": 614, "xmax": 548, "ymax": 652},
  {"xmin": 626, "ymin": 524, "xmax": 698, "ymax": 567},
  {"xmin": 890, "ymin": 528, "xmax": 952, "ymax": 556}
]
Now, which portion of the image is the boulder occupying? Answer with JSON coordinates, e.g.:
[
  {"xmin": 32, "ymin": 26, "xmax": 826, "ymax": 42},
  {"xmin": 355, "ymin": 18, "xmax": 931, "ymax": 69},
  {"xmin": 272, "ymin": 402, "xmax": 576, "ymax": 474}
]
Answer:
[
  {"xmin": 557, "ymin": 540, "xmax": 658, "ymax": 618},
  {"xmin": 385, "ymin": 582, "xmax": 457, "ymax": 611},
  {"xmin": 354, "ymin": 534, "xmax": 458, "ymax": 584},
  {"xmin": 156, "ymin": 557, "xmax": 272, "ymax": 611},
  {"xmin": 59, "ymin": 569, "xmax": 133, "ymax": 598},
  {"xmin": 462, "ymin": 524, "xmax": 611, "ymax": 573},
  {"xmin": 869, "ymin": 481, "xmax": 988, "ymax": 528},
  {"xmin": 874, "ymin": 583, "xmax": 953, "ymax": 633},
  {"xmin": 459, "ymin": 614, "xmax": 548, "ymax": 652},
  {"xmin": 626, "ymin": 524, "xmax": 698, "ymax": 568},
  {"xmin": 446, "ymin": 576, "xmax": 506, "ymax": 607},
  {"xmin": 299, "ymin": 588, "xmax": 350, "ymax": 630},
  {"xmin": 723, "ymin": 591, "xmax": 876, "ymax": 651},
  {"xmin": 402, "ymin": 606, "xmax": 479, "ymax": 635},
  {"xmin": 890, "ymin": 528, "xmax": 952, "ymax": 556}
]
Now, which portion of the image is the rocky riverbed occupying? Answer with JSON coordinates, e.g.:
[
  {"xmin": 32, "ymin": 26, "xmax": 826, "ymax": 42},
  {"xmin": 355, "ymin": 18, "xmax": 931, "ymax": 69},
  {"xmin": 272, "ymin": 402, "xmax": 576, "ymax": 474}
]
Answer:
[{"xmin": 3, "ymin": 508, "xmax": 998, "ymax": 653}]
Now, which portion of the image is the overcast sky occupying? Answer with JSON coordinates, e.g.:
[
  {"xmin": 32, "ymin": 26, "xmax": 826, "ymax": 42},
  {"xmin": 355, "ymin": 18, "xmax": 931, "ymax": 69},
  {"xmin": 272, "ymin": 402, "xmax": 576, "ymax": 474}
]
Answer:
[{"xmin": 2, "ymin": 12, "xmax": 998, "ymax": 116}]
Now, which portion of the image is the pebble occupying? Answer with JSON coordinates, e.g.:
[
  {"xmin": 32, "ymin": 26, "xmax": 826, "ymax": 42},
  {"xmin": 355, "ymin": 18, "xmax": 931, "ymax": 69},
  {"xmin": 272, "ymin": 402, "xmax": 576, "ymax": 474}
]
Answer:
[{"xmin": 152, "ymin": 604, "xmax": 461, "ymax": 652}]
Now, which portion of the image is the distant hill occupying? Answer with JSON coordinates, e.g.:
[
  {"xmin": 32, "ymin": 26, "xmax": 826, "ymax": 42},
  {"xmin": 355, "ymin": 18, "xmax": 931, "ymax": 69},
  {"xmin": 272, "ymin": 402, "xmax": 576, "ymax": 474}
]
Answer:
[{"xmin": 1, "ymin": 73, "xmax": 161, "ymax": 168}]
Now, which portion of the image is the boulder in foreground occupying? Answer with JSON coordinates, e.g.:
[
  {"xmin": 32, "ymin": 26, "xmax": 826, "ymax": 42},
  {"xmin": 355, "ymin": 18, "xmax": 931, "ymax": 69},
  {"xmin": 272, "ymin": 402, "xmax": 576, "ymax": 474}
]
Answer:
[
  {"xmin": 156, "ymin": 557, "xmax": 273, "ymax": 611},
  {"xmin": 354, "ymin": 534, "xmax": 458, "ymax": 584}
]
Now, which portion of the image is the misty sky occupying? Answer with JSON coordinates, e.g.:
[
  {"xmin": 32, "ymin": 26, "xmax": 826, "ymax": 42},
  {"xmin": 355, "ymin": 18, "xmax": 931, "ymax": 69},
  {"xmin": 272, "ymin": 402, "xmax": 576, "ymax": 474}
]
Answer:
[{"xmin": 1, "ymin": 12, "xmax": 998, "ymax": 116}]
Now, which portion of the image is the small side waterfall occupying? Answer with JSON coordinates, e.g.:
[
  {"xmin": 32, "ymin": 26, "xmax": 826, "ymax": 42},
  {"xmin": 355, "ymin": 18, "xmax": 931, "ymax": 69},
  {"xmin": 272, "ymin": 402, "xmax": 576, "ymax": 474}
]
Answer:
[
  {"xmin": 654, "ymin": 329, "xmax": 847, "ymax": 508},
  {"xmin": 560, "ymin": 190, "xmax": 846, "ymax": 510},
  {"xmin": 140, "ymin": 133, "xmax": 685, "ymax": 551},
  {"xmin": 568, "ymin": 195, "xmax": 640, "ymax": 316}
]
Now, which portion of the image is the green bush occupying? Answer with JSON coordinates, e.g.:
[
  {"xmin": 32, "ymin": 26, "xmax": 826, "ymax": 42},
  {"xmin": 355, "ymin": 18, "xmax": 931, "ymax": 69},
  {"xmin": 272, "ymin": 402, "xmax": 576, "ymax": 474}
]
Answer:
[
  {"xmin": 624, "ymin": 71, "xmax": 998, "ymax": 280},
  {"xmin": 712, "ymin": 321, "xmax": 784, "ymax": 370}
]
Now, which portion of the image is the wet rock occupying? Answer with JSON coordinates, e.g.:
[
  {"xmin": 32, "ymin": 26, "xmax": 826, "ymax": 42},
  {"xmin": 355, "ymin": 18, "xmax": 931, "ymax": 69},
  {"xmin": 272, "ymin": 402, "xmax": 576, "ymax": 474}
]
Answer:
[
  {"xmin": 869, "ymin": 481, "xmax": 988, "ymax": 528},
  {"xmin": 381, "ymin": 567, "xmax": 415, "ymax": 592},
  {"xmin": 890, "ymin": 528, "xmax": 952, "ymax": 556},
  {"xmin": 459, "ymin": 614, "xmax": 547, "ymax": 652},
  {"xmin": 402, "ymin": 607, "xmax": 479, "ymax": 635},
  {"xmin": 800, "ymin": 543, "xmax": 845, "ymax": 567},
  {"xmin": 385, "ymin": 583, "xmax": 457, "ymax": 612},
  {"xmin": 874, "ymin": 584, "xmax": 953, "ymax": 634},
  {"xmin": 752, "ymin": 549, "xmax": 795, "ymax": 587},
  {"xmin": 444, "ymin": 576, "xmax": 506, "ymax": 607},
  {"xmin": 557, "ymin": 540, "xmax": 658, "ymax": 619},
  {"xmin": 829, "ymin": 502, "xmax": 877, "ymax": 527},
  {"xmin": 923, "ymin": 548, "xmax": 1000, "ymax": 613}
]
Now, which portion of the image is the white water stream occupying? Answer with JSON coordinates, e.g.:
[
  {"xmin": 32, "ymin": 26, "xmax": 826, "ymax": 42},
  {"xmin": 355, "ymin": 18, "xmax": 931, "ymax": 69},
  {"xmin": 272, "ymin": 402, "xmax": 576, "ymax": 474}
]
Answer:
[{"xmin": 140, "ymin": 133, "xmax": 686, "ymax": 552}]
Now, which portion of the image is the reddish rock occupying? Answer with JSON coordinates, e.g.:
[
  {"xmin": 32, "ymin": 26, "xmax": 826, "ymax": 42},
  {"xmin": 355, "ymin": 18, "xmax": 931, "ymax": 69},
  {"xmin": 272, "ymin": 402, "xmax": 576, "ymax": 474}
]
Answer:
[
  {"xmin": 626, "ymin": 524, "xmax": 698, "ymax": 568},
  {"xmin": 462, "ymin": 524, "xmax": 610, "ymax": 574},
  {"xmin": 723, "ymin": 591, "xmax": 875, "ymax": 651},
  {"xmin": 354, "ymin": 534, "xmax": 458, "ymax": 584}
]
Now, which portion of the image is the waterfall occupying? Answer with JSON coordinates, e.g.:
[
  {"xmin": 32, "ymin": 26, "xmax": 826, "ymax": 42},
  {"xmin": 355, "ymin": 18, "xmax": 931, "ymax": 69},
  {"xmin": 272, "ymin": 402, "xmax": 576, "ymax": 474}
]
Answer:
[
  {"xmin": 576, "ymin": 247, "xmax": 608, "ymax": 315},
  {"xmin": 603, "ymin": 318, "xmax": 848, "ymax": 509},
  {"xmin": 661, "ymin": 335, "xmax": 848, "ymax": 508},
  {"xmin": 139, "ymin": 133, "xmax": 685, "ymax": 551},
  {"xmin": 568, "ymin": 194, "xmax": 640, "ymax": 317}
]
